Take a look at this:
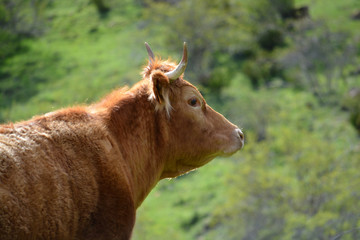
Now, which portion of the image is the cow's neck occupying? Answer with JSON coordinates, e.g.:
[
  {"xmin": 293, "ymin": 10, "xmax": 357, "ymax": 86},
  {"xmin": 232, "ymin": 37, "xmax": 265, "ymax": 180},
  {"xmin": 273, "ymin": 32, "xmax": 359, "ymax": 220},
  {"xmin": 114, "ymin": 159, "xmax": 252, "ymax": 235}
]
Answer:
[{"xmin": 103, "ymin": 83, "xmax": 169, "ymax": 208}]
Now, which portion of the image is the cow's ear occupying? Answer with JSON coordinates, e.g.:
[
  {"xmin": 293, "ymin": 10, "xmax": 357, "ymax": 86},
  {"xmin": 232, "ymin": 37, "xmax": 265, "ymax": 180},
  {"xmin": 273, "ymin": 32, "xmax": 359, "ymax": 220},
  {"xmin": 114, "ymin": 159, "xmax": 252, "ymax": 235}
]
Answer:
[
  {"xmin": 150, "ymin": 70, "xmax": 170, "ymax": 104},
  {"xmin": 149, "ymin": 70, "xmax": 172, "ymax": 116}
]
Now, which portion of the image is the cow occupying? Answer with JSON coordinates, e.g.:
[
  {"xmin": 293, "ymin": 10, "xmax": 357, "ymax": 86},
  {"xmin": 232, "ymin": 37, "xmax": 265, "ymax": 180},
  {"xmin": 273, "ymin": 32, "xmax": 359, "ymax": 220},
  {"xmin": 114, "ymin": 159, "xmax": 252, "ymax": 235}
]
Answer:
[{"xmin": 0, "ymin": 42, "xmax": 244, "ymax": 240}]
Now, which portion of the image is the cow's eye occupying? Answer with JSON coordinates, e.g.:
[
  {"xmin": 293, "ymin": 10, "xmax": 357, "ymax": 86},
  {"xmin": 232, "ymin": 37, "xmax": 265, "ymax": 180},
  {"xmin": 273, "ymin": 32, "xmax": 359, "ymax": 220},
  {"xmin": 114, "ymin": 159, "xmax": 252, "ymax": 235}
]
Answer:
[{"xmin": 188, "ymin": 97, "xmax": 200, "ymax": 107}]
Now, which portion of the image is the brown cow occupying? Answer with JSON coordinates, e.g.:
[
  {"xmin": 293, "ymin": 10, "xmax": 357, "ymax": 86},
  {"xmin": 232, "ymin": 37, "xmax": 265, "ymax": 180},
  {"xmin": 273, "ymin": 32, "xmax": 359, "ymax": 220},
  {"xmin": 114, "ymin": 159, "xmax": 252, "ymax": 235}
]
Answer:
[{"xmin": 0, "ymin": 43, "xmax": 244, "ymax": 240}]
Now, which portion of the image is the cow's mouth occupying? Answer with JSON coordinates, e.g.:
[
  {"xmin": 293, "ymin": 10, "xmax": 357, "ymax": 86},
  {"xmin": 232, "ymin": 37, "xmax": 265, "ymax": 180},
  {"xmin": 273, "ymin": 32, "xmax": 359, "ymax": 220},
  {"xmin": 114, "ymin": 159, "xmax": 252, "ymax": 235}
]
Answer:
[{"xmin": 222, "ymin": 141, "xmax": 243, "ymax": 156}]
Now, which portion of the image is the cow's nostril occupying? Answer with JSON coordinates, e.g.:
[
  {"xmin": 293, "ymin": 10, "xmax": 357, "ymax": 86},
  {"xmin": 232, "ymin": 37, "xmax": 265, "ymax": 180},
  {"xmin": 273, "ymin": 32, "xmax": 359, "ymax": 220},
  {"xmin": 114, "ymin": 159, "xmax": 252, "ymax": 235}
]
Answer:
[{"xmin": 236, "ymin": 129, "xmax": 244, "ymax": 142}]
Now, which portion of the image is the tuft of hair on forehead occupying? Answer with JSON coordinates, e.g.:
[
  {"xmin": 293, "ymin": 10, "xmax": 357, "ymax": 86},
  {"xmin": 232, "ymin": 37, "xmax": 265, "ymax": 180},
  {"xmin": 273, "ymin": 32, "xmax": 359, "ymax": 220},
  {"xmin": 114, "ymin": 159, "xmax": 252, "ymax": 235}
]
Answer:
[{"xmin": 142, "ymin": 58, "xmax": 178, "ymax": 79}]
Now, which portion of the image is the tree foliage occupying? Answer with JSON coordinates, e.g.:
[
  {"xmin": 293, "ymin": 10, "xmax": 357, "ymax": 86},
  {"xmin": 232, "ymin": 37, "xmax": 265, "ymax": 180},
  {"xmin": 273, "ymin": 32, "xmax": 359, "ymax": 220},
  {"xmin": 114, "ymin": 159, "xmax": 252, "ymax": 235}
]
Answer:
[
  {"xmin": 282, "ymin": 20, "xmax": 359, "ymax": 103},
  {"xmin": 91, "ymin": 0, "xmax": 110, "ymax": 15},
  {"xmin": 142, "ymin": 0, "xmax": 249, "ymax": 95},
  {"xmin": 0, "ymin": 0, "xmax": 48, "ymax": 38}
]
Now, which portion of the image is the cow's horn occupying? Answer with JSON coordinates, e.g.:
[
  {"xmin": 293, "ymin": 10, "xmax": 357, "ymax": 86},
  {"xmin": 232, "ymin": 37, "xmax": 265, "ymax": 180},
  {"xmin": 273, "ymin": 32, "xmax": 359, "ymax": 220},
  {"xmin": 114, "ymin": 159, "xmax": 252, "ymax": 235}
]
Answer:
[
  {"xmin": 165, "ymin": 42, "xmax": 188, "ymax": 80},
  {"xmin": 145, "ymin": 42, "xmax": 155, "ymax": 64}
]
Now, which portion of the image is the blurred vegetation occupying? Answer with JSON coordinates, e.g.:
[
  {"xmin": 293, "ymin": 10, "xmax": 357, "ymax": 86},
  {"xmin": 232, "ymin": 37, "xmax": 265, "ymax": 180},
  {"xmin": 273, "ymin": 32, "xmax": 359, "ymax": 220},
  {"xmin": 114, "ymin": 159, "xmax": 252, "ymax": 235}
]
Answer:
[{"xmin": 0, "ymin": 0, "xmax": 360, "ymax": 239}]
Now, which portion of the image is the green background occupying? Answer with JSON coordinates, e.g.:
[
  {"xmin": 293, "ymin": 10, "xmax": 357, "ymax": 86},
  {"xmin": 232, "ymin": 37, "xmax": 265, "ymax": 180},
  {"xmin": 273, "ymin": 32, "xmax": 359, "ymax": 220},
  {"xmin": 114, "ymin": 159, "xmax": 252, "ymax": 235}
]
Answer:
[{"xmin": 1, "ymin": 0, "xmax": 360, "ymax": 239}]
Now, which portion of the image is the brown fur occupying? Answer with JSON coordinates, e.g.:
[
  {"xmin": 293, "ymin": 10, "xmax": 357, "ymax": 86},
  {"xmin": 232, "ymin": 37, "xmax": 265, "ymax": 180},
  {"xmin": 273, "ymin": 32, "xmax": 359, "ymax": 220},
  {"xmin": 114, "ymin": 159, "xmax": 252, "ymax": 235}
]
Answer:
[{"xmin": 0, "ymin": 56, "xmax": 243, "ymax": 239}]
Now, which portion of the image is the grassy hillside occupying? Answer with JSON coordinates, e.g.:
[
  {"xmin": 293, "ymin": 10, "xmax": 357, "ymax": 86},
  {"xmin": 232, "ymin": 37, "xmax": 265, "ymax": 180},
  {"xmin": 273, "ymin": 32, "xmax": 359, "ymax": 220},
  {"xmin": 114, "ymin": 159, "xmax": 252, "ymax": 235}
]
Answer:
[
  {"xmin": 1, "ymin": 0, "xmax": 359, "ymax": 239},
  {"xmin": 1, "ymin": 0, "xmax": 151, "ymax": 121}
]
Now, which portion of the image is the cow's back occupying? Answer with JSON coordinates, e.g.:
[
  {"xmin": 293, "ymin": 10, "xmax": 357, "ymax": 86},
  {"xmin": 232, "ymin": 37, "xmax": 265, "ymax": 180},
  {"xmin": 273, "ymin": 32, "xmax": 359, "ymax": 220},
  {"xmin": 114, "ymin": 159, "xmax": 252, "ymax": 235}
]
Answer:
[{"xmin": 0, "ymin": 114, "xmax": 102, "ymax": 239}]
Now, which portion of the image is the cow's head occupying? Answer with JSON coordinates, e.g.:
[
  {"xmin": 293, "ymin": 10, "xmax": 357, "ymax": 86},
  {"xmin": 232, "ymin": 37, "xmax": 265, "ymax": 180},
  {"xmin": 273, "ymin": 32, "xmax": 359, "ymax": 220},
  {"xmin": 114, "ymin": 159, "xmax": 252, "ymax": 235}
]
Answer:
[{"xmin": 144, "ymin": 43, "xmax": 244, "ymax": 178}]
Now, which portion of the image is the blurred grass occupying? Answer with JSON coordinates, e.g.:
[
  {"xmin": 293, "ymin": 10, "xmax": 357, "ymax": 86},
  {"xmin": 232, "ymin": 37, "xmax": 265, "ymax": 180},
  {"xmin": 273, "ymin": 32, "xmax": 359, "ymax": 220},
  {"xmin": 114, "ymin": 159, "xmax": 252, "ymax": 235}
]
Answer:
[{"xmin": 133, "ymin": 157, "xmax": 235, "ymax": 240}]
